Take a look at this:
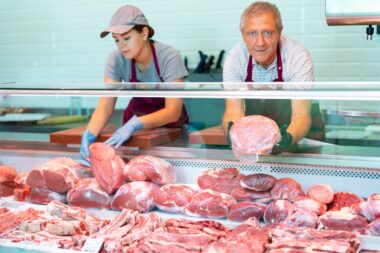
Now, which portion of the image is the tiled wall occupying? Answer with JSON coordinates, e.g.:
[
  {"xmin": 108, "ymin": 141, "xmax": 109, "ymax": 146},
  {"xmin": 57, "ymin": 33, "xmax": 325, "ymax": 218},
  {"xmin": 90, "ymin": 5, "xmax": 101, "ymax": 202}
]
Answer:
[{"xmin": 0, "ymin": 0, "xmax": 380, "ymax": 115}]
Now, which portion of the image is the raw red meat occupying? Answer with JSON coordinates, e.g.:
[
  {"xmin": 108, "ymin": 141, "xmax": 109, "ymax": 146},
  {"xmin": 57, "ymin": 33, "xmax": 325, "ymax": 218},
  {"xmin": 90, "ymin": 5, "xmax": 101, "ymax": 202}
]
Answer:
[
  {"xmin": 241, "ymin": 173, "xmax": 277, "ymax": 191},
  {"xmin": 14, "ymin": 171, "xmax": 29, "ymax": 185},
  {"xmin": 28, "ymin": 187, "xmax": 66, "ymax": 204},
  {"xmin": 229, "ymin": 115, "xmax": 281, "ymax": 155},
  {"xmin": 271, "ymin": 178, "xmax": 305, "ymax": 202},
  {"xmin": 264, "ymin": 199, "xmax": 293, "ymax": 224},
  {"xmin": 293, "ymin": 196, "xmax": 327, "ymax": 215},
  {"xmin": 231, "ymin": 187, "xmax": 272, "ymax": 203},
  {"xmin": 111, "ymin": 181, "xmax": 159, "ymax": 212},
  {"xmin": 14, "ymin": 184, "xmax": 31, "ymax": 202},
  {"xmin": 0, "ymin": 165, "xmax": 17, "ymax": 182},
  {"xmin": 227, "ymin": 201, "xmax": 267, "ymax": 222},
  {"xmin": 0, "ymin": 182, "xmax": 17, "ymax": 197},
  {"xmin": 328, "ymin": 192, "xmax": 364, "ymax": 211},
  {"xmin": 67, "ymin": 178, "xmax": 112, "ymax": 209},
  {"xmin": 26, "ymin": 157, "xmax": 86, "ymax": 193},
  {"xmin": 282, "ymin": 209, "xmax": 318, "ymax": 228},
  {"xmin": 318, "ymin": 207, "xmax": 368, "ymax": 233},
  {"xmin": 197, "ymin": 167, "xmax": 244, "ymax": 194},
  {"xmin": 307, "ymin": 184, "xmax": 334, "ymax": 204},
  {"xmin": 89, "ymin": 142, "xmax": 125, "ymax": 194},
  {"xmin": 355, "ymin": 195, "xmax": 380, "ymax": 222},
  {"xmin": 153, "ymin": 184, "xmax": 196, "ymax": 213},
  {"xmin": 124, "ymin": 155, "xmax": 176, "ymax": 185},
  {"xmin": 367, "ymin": 218, "xmax": 380, "ymax": 236},
  {"xmin": 185, "ymin": 189, "xmax": 237, "ymax": 218}
]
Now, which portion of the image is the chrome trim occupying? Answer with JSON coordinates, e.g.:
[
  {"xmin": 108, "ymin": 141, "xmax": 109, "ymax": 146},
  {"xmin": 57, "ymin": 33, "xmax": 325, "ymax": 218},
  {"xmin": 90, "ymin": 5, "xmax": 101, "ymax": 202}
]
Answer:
[{"xmin": 326, "ymin": 16, "xmax": 380, "ymax": 25}]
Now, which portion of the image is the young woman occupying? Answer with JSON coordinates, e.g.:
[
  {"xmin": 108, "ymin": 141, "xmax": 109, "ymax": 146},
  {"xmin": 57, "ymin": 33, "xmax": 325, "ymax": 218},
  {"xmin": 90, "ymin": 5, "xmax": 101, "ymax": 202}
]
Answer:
[{"xmin": 80, "ymin": 5, "xmax": 188, "ymax": 163}]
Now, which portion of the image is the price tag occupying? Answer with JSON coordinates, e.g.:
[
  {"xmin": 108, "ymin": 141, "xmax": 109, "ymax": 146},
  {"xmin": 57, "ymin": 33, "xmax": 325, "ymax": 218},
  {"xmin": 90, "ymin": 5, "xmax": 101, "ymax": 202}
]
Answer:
[{"xmin": 81, "ymin": 238, "xmax": 104, "ymax": 253}]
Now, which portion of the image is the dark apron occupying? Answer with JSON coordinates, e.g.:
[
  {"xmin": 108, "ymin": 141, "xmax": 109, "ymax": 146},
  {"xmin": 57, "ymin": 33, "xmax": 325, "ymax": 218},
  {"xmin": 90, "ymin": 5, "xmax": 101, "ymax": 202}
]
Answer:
[
  {"xmin": 244, "ymin": 46, "xmax": 325, "ymax": 141},
  {"xmin": 122, "ymin": 42, "xmax": 189, "ymax": 127}
]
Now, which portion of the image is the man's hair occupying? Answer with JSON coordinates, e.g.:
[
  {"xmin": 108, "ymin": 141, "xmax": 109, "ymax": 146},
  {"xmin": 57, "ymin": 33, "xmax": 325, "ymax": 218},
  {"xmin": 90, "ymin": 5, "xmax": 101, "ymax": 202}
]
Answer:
[{"xmin": 240, "ymin": 1, "xmax": 283, "ymax": 33}]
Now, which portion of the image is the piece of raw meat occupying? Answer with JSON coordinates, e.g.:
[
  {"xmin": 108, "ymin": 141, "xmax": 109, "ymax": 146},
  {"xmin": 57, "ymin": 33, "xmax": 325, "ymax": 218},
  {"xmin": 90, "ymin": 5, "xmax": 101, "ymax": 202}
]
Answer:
[
  {"xmin": 328, "ymin": 192, "xmax": 364, "ymax": 211},
  {"xmin": 229, "ymin": 115, "xmax": 281, "ymax": 155},
  {"xmin": 14, "ymin": 184, "xmax": 31, "ymax": 202},
  {"xmin": 197, "ymin": 168, "xmax": 244, "ymax": 194},
  {"xmin": 241, "ymin": 173, "xmax": 277, "ymax": 192},
  {"xmin": 282, "ymin": 209, "xmax": 318, "ymax": 228},
  {"xmin": 293, "ymin": 196, "xmax": 327, "ymax": 215},
  {"xmin": 26, "ymin": 157, "xmax": 86, "ymax": 193},
  {"xmin": 318, "ymin": 207, "xmax": 368, "ymax": 233},
  {"xmin": 28, "ymin": 188, "xmax": 66, "ymax": 204},
  {"xmin": 67, "ymin": 178, "xmax": 112, "ymax": 209},
  {"xmin": 264, "ymin": 199, "xmax": 293, "ymax": 224},
  {"xmin": 227, "ymin": 201, "xmax": 267, "ymax": 222},
  {"xmin": 0, "ymin": 165, "xmax": 17, "ymax": 182},
  {"xmin": 153, "ymin": 184, "xmax": 196, "ymax": 213},
  {"xmin": 354, "ymin": 195, "xmax": 380, "ymax": 222},
  {"xmin": 111, "ymin": 181, "xmax": 159, "ymax": 212},
  {"xmin": 124, "ymin": 155, "xmax": 176, "ymax": 185},
  {"xmin": 307, "ymin": 184, "xmax": 334, "ymax": 204},
  {"xmin": 89, "ymin": 142, "xmax": 125, "ymax": 194},
  {"xmin": 271, "ymin": 178, "xmax": 305, "ymax": 202},
  {"xmin": 367, "ymin": 218, "xmax": 380, "ymax": 236},
  {"xmin": 231, "ymin": 187, "xmax": 272, "ymax": 203},
  {"xmin": 185, "ymin": 189, "xmax": 237, "ymax": 218}
]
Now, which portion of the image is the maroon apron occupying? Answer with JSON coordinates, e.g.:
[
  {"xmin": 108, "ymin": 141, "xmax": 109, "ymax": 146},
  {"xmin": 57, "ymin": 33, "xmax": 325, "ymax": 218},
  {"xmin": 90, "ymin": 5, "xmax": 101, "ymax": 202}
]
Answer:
[
  {"xmin": 244, "ymin": 46, "xmax": 325, "ymax": 141},
  {"xmin": 122, "ymin": 42, "xmax": 189, "ymax": 127}
]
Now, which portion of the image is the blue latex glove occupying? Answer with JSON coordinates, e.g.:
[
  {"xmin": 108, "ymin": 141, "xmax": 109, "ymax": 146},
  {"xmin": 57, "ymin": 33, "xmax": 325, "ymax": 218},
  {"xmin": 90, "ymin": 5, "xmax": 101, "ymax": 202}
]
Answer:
[
  {"xmin": 80, "ymin": 130, "xmax": 97, "ymax": 164},
  {"xmin": 271, "ymin": 125, "xmax": 293, "ymax": 155},
  {"xmin": 104, "ymin": 115, "xmax": 143, "ymax": 148}
]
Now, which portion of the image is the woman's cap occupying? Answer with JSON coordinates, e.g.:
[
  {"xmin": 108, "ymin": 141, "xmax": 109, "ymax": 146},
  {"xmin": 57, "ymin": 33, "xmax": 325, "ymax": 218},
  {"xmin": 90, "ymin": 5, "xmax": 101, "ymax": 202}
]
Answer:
[{"xmin": 100, "ymin": 5, "xmax": 154, "ymax": 38}]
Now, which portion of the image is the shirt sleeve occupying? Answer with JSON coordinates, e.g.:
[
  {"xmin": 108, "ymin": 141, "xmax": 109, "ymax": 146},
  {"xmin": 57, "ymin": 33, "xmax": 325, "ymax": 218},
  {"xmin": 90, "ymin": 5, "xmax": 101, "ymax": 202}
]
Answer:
[
  {"xmin": 288, "ymin": 47, "xmax": 314, "ymax": 82},
  {"xmin": 104, "ymin": 50, "xmax": 123, "ymax": 81},
  {"xmin": 161, "ymin": 47, "xmax": 188, "ymax": 82},
  {"xmin": 223, "ymin": 44, "xmax": 246, "ymax": 89}
]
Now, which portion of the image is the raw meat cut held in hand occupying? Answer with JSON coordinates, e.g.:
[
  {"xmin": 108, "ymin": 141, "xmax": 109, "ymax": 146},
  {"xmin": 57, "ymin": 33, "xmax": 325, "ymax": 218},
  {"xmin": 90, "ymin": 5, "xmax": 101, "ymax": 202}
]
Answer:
[
  {"xmin": 185, "ymin": 189, "xmax": 237, "ymax": 218},
  {"xmin": 227, "ymin": 201, "xmax": 267, "ymax": 222},
  {"xmin": 241, "ymin": 173, "xmax": 277, "ymax": 192},
  {"xmin": 264, "ymin": 199, "xmax": 293, "ymax": 224},
  {"xmin": 229, "ymin": 115, "xmax": 281, "ymax": 156},
  {"xmin": 111, "ymin": 181, "xmax": 159, "ymax": 212},
  {"xmin": 307, "ymin": 184, "xmax": 334, "ymax": 204},
  {"xmin": 89, "ymin": 142, "xmax": 125, "ymax": 194},
  {"xmin": 124, "ymin": 155, "xmax": 176, "ymax": 185},
  {"xmin": 271, "ymin": 178, "xmax": 305, "ymax": 202},
  {"xmin": 197, "ymin": 167, "xmax": 245, "ymax": 194},
  {"xmin": 67, "ymin": 178, "xmax": 112, "ymax": 209},
  {"xmin": 153, "ymin": 184, "xmax": 196, "ymax": 213}
]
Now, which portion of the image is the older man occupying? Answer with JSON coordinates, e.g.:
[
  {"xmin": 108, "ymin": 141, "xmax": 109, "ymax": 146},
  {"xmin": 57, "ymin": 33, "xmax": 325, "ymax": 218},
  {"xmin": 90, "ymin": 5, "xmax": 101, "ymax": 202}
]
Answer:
[{"xmin": 223, "ymin": 1, "xmax": 324, "ymax": 153}]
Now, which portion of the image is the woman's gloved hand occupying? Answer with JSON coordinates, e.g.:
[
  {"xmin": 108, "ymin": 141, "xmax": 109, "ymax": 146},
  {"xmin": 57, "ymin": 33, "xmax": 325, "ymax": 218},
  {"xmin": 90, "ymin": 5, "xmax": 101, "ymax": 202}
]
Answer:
[
  {"xmin": 271, "ymin": 125, "xmax": 293, "ymax": 155},
  {"xmin": 80, "ymin": 130, "xmax": 97, "ymax": 164},
  {"xmin": 104, "ymin": 115, "xmax": 143, "ymax": 148}
]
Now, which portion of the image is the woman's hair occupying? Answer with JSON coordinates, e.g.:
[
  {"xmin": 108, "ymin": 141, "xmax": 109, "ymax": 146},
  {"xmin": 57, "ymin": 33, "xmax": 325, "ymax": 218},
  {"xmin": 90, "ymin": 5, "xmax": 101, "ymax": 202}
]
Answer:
[
  {"xmin": 240, "ymin": 1, "xmax": 283, "ymax": 33},
  {"xmin": 133, "ymin": 24, "xmax": 155, "ymax": 38}
]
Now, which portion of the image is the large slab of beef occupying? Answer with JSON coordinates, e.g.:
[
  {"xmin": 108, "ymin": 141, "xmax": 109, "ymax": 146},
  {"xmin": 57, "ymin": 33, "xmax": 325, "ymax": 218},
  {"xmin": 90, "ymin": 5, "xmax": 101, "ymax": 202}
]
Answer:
[
  {"xmin": 367, "ymin": 218, "xmax": 380, "ymax": 236},
  {"xmin": 28, "ymin": 187, "xmax": 66, "ymax": 204},
  {"xmin": 185, "ymin": 189, "xmax": 237, "ymax": 218},
  {"xmin": 197, "ymin": 168, "xmax": 244, "ymax": 194},
  {"xmin": 318, "ymin": 207, "xmax": 368, "ymax": 233},
  {"xmin": 67, "ymin": 178, "xmax": 112, "ymax": 209},
  {"xmin": 124, "ymin": 155, "xmax": 176, "ymax": 185},
  {"xmin": 271, "ymin": 178, "xmax": 305, "ymax": 202},
  {"xmin": 264, "ymin": 199, "xmax": 293, "ymax": 224},
  {"xmin": 355, "ymin": 194, "xmax": 380, "ymax": 222},
  {"xmin": 227, "ymin": 201, "xmax": 267, "ymax": 222},
  {"xmin": 0, "ymin": 165, "xmax": 17, "ymax": 197},
  {"xmin": 153, "ymin": 184, "xmax": 196, "ymax": 213},
  {"xmin": 229, "ymin": 115, "xmax": 280, "ymax": 155},
  {"xmin": 111, "ymin": 181, "xmax": 159, "ymax": 212},
  {"xmin": 282, "ymin": 209, "xmax": 318, "ymax": 228},
  {"xmin": 231, "ymin": 186, "xmax": 272, "ymax": 203},
  {"xmin": 89, "ymin": 142, "xmax": 125, "ymax": 194},
  {"xmin": 241, "ymin": 173, "xmax": 277, "ymax": 192},
  {"xmin": 25, "ymin": 157, "xmax": 89, "ymax": 194},
  {"xmin": 293, "ymin": 196, "xmax": 327, "ymax": 215},
  {"xmin": 307, "ymin": 184, "xmax": 335, "ymax": 204},
  {"xmin": 328, "ymin": 192, "xmax": 364, "ymax": 211}
]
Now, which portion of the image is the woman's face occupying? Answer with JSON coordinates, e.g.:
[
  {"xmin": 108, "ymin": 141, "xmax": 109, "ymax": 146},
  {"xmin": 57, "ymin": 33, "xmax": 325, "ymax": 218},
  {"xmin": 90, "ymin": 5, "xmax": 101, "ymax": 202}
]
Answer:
[{"xmin": 112, "ymin": 29, "xmax": 146, "ymax": 59}]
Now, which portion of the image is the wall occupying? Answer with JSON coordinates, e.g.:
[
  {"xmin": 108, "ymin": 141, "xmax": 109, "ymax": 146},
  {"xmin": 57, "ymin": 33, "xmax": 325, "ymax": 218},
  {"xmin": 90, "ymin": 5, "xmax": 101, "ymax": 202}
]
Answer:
[{"xmin": 0, "ymin": 0, "xmax": 380, "ymax": 121}]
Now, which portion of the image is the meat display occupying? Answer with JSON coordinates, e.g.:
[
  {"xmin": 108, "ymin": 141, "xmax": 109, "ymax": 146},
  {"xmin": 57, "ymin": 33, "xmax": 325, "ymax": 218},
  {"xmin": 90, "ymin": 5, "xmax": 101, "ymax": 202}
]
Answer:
[
  {"xmin": 153, "ymin": 184, "xmax": 196, "ymax": 213},
  {"xmin": 229, "ymin": 115, "xmax": 281, "ymax": 155},
  {"xmin": 185, "ymin": 189, "xmax": 237, "ymax": 218},
  {"xmin": 271, "ymin": 178, "xmax": 305, "ymax": 202},
  {"xmin": 227, "ymin": 201, "xmax": 267, "ymax": 222},
  {"xmin": 111, "ymin": 181, "xmax": 159, "ymax": 212},
  {"xmin": 89, "ymin": 142, "xmax": 125, "ymax": 194},
  {"xmin": 124, "ymin": 155, "xmax": 176, "ymax": 185},
  {"xmin": 197, "ymin": 167, "xmax": 244, "ymax": 194},
  {"xmin": 67, "ymin": 178, "xmax": 112, "ymax": 209},
  {"xmin": 241, "ymin": 173, "xmax": 277, "ymax": 192},
  {"xmin": 307, "ymin": 184, "xmax": 335, "ymax": 204}
]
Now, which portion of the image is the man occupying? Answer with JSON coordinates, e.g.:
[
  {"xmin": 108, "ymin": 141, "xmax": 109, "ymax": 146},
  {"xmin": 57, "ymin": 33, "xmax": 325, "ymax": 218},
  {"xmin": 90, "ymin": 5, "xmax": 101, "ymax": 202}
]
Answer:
[{"xmin": 223, "ymin": 1, "xmax": 324, "ymax": 153}]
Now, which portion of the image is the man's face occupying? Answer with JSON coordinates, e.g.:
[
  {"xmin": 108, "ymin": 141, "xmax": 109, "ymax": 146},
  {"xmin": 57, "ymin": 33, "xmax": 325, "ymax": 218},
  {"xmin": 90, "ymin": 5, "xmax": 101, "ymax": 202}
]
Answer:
[{"xmin": 242, "ymin": 12, "xmax": 281, "ymax": 68}]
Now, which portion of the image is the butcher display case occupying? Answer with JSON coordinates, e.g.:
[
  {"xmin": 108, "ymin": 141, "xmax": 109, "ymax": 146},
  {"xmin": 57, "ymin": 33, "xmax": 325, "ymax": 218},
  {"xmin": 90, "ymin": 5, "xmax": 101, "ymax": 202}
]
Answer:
[{"xmin": 1, "ymin": 81, "xmax": 380, "ymax": 252}]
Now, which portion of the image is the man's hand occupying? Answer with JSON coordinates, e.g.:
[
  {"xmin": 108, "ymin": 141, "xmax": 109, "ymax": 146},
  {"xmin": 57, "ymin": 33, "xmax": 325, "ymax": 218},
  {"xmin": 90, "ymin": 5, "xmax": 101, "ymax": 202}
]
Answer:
[
  {"xmin": 80, "ymin": 130, "xmax": 97, "ymax": 164},
  {"xmin": 271, "ymin": 125, "xmax": 293, "ymax": 155},
  {"xmin": 104, "ymin": 115, "xmax": 143, "ymax": 149}
]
